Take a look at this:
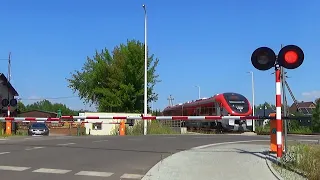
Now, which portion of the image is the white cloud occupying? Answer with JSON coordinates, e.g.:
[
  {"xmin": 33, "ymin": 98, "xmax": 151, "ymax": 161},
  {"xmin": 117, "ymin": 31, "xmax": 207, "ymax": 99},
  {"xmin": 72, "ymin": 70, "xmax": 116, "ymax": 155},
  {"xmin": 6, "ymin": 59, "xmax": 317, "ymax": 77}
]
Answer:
[{"xmin": 301, "ymin": 90, "xmax": 320, "ymax": 100}]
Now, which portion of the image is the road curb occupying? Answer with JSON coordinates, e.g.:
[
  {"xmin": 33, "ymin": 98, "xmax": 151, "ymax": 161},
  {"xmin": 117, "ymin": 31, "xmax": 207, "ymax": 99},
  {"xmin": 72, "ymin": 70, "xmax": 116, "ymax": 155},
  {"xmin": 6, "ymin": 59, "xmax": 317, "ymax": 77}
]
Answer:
[{"xmin": 265, "ymin": 153, "xmax": 284, "ymax": 180}]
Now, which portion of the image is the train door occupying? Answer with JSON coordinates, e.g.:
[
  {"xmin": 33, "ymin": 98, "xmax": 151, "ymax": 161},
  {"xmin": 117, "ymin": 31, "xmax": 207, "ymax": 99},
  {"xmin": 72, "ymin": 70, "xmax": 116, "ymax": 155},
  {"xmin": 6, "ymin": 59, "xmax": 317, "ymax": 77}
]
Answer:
[
  {"xmin": 215, "ymin": 102, "xmax": 221, "ymax": 116},
  {"xmin": 195, "ymin": 107, "xmax": 202, "ymax": 129},
  {"xmin": 196, "ymin": 107, "xmax": 201, "ymax": 115}
]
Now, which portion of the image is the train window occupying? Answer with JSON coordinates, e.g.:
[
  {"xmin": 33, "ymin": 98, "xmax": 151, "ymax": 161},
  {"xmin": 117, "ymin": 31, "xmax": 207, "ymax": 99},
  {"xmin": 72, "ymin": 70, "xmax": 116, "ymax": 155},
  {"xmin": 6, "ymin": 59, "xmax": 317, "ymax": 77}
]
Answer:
[
  {"xmin": 229, "ymin": 95, "xmax": 239, "ymax": 100},
  {"xmin": 223, "ymin": 93, "xmax": 249, "ymax": 113},
  {"xmin": 202, "ymin": 107, "xmax": 206, "ymax": 114}
]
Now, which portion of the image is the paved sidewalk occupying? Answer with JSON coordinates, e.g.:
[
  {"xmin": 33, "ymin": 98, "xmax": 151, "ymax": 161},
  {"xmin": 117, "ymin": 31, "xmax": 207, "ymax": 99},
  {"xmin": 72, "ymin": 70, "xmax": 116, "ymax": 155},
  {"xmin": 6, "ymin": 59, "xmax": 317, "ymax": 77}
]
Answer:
[{"xmin": 142, "ymin": 142, "xmax": 278, "ymax": 180}]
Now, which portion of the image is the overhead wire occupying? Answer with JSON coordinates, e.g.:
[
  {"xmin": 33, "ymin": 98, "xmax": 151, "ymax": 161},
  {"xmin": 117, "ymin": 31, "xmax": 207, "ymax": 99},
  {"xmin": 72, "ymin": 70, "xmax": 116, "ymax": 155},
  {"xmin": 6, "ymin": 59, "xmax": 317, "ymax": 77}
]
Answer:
[{"xmin": 18, "ymin": 96, "xmax": 78, "ymax": 101}]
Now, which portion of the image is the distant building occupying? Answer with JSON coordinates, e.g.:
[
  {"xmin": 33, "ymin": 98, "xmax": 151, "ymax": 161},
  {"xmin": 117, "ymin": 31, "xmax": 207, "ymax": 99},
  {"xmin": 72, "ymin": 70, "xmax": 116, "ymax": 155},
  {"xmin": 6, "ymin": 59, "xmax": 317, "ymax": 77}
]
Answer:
[
  {"xmin": 0, "ymin": 73, "xmax": 19, "ymax": 117},
  {"xmin": 255, "ymin": 107, "xmax": 276, "ymax": 127},
  {"xmin": 289, "ymin": 101, "xmax": 316, "ymax": 115},
  {"xmin": 18, "ymin": 110, "xmax": 57, "ymax": 118}
]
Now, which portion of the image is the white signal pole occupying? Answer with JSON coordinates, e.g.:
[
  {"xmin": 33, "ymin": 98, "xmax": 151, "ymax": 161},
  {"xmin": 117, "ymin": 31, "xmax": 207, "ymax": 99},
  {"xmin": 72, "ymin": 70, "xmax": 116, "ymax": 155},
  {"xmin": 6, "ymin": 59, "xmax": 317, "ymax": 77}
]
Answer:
[
  {"xmin": 143, "ymin": 4, "xmax": 148, "ymax": 135},
  {"xmin": 195, "ymin": 85, "xmax": 200, "ymax": 99},
  {"xmin": 247, "ymin": 71, "xmax": 255, "ymax": 131}
]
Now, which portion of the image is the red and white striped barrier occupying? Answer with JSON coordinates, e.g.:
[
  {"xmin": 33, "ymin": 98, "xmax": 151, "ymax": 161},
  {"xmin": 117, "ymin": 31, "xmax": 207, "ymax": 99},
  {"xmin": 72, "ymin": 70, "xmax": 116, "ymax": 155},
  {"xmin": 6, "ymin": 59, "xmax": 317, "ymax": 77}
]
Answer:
[{"xmin": 0, "ymin": 115, "xmax": 262, "ymax": 123}]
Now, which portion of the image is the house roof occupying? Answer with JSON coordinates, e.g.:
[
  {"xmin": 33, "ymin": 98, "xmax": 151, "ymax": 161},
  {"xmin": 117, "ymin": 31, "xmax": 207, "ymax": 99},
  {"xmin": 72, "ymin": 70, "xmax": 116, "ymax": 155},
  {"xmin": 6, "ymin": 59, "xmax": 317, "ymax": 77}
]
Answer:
[
  {"xmin": 289, "ymin": 101, "xmax": 316, "ymax": 115},
  {"xmin": 19, "ymin": 109, "xmax": 58, "ymax": 115},
  {"xmin": 296, "ymin": 101, "xmax": 315, "ymax": 108},
  {"xmin": 0, "ymin": 73, "xmax": 19, "ymax": 96},
  {"xmin": 299, "ymin": 107, "xmax": 314, "ymax": 115}
]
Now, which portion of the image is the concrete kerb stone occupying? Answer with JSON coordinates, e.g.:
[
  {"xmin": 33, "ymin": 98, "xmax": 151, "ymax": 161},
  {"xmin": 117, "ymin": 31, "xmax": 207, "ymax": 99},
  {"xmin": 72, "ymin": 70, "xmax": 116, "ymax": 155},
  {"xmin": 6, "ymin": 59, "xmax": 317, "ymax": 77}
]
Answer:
[
  {"xmin": 265, "ymin": 153, "xmax": 284, "ymax": 180},
  {"xmin": 141, "ymin": 140, "xmax": 270, "ymax": 180}
]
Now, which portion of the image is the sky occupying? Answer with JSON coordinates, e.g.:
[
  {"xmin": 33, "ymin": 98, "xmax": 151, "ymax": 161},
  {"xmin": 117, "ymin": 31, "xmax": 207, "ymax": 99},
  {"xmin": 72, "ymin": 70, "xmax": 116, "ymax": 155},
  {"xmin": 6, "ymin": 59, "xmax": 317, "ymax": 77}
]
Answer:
[{"xmin": 0, "ymin": 0, "xmax": 319, "ymax": 112}]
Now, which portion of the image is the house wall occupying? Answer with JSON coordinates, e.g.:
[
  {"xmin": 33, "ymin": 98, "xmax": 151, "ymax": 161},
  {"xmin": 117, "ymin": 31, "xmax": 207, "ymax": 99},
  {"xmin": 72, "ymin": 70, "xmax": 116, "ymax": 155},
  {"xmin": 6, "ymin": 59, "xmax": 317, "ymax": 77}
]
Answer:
[
  {"xmin": 289, "ymin": 102, "xmax": 316, "ymax": 114},
  {"xmin": 81, "ymin": 112, "xmax": 150, "ymax": 135}
]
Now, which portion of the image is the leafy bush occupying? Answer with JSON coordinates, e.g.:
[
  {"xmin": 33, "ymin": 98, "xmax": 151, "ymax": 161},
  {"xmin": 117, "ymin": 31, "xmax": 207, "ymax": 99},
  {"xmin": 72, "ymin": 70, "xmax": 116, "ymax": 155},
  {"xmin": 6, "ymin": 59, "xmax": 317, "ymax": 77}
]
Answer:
[
  {"xmin": 110, "ymin": 120, "xmax": 179, "ymax": 135},
  {"xmin": 255, "ymin": 124, "xmax": 270, "ymax": 134},
  {"xmin": 255, "ymin": 122, "xmax": 313, "ymax": 135},
  {"xmin": 281, "ymin": 143, "xmax": 320, "ymax": 180}
]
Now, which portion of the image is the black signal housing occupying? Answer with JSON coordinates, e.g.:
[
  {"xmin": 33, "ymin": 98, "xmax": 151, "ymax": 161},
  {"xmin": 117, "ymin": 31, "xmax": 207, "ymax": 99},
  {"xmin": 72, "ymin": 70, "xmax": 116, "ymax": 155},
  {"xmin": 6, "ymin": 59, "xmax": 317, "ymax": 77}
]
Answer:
[{"xmin": 251, "ymin": 47, "xmax": 277, "ymax": 71}]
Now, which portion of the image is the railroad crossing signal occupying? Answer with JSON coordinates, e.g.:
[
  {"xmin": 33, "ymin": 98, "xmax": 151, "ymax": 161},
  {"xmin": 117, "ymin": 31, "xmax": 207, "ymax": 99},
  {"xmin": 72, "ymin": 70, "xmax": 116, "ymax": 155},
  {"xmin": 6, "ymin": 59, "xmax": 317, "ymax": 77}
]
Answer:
[
  {"xmin": 1, "ymin": 98, "xmax": 17, "ymax": 107},
  {"xmin": 251, "ymin": 44, "xmax": 305, "ymax": 159},
  {"xmin": 251, "ymin": 47, "xmax": 276, "ymax": 71},
  {"xmin": 251, "ymin": 45, "xmax": 304, "ymax": 70},
  {"xmin": 277, "ymin": 45, "xmax": 304, "ymax": 69}
]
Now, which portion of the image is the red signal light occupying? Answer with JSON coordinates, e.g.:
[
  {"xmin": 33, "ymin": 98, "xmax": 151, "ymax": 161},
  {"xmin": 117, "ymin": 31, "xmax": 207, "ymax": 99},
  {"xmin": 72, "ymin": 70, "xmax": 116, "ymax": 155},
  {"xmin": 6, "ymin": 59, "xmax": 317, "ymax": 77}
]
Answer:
[
  {"xmin": 284, "ymin": 51, "xmax": 298, "ymax": 64},
  {"xmin": 251, "ymin": 47, "xmax": 276, "ymax": 71},
  {"xmin": 278, "ymin": 45, "xmax": 304, "ymax": 69}
]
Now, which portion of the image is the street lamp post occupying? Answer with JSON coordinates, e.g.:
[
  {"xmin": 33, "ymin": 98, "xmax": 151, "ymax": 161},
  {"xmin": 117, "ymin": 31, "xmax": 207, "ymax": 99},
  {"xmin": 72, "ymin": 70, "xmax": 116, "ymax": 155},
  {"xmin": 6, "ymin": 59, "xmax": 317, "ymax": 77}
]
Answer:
[
  {"xmin": 247, "ymin": 71, "xmax": 255, "ymax": 132},
  {"xmin": 143, "ymin": 4, "xmax": 148, "ymax": 135},
  {"xmin": 195, "ymin": 85, "xmax": 200, "ymax": 99}
]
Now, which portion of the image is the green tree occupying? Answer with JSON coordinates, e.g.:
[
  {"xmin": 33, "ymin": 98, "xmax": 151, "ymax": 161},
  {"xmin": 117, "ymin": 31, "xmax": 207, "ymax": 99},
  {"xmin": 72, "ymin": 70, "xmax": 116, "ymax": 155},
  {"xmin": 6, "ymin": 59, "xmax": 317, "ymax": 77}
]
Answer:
[
  {"xmin": 66, "ymin": 39, "xmax": 160, "ymax": 113},
  {"xmin": 312, "ymin": 100, "xmax": 320, "ymax": 132},
  {"xmin": 20, "ymin": 100, "xmax": 78, "ymax": 116},
  {"xmin": 17, "ymin": 101, "xmax": 26, "ymax": 112},
  {"xmin": 255, "ymin": 102, "xmax": 276, "ymax": 110}
]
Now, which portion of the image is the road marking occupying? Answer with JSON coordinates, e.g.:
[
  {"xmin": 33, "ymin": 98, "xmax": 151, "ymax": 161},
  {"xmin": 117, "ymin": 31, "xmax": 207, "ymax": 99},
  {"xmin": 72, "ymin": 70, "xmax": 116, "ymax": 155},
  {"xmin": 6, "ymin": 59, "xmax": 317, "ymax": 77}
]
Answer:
[
  {"xmin": 75, "ymin": 171, "xmax": 114, "ymax": 177},
  {"xmin": 92, "ymin": 140, "xmax": 109, "ymax": 143},
  {"xmin": 162, "ymin": 137, "xmax": 176, "ymax": 139},
  {"xmin": 57, "ymin": 143, "xmax": 76, "ymax": 146},
  {"xmin": 0, "ymin": 165, "xmax": 30, "ymax": 171},
  {"xmin": 0, "ymin": 152, "xmax": 10, "ymax": 155},
  {"xmin": 54, "ymin": 136, "xmax": 70, "ymax": 139},
  {"xmin": 33, "ymin": 168, "xmax": 71, "ymax": 174},
  {"xmin": 192, "ymin": 136, "xmax": 217, "ymax": 138},
  {"xmin": 120, "ymin": 173, "xmax": 144, "ymax": 179},
  {"xmin": 128, "ymin": 138, "xmax": 141, "ymax": 141},
  {"xmin": 24, "ymin": 137, "xmax": 43, "ymax": 140},
  {"xmin": 25, "ymin": 147, "xmax": 45, "ymax": 151},
  {"xmin": 191, "ymin": 140, "xmax": 269, "ymax": 150},
  {"xmin": 0, "ymin": 139, "xmax": 8, "ymax": 141}
]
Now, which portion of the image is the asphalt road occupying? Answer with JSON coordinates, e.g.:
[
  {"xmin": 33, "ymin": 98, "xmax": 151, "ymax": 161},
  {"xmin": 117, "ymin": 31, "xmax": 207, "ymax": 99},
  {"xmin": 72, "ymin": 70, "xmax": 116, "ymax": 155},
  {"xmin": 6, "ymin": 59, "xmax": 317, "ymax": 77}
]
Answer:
[{"xmin": 0, "ymin": 134, "xmax": 319, "ymax": 180}]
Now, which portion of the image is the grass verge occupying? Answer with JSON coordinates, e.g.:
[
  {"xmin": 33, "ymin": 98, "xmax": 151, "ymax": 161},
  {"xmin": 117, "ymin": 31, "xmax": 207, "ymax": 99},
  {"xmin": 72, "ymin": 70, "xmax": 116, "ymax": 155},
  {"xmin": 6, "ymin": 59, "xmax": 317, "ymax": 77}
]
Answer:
[
  {"xmin": 255, "ymin": 125, "xmax": 313, "ymax": 135},
  {"xmin": 110, "ymin": 120, "xmax": 179, "ymax": 135},
  {"xmin": 273, "ymin": 143, "xmax": 320, "ymax": 180}
]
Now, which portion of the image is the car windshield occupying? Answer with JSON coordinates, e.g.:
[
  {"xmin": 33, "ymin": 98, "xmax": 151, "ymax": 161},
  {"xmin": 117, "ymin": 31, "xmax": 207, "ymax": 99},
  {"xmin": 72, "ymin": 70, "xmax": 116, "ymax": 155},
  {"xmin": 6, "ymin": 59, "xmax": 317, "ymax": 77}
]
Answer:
[{"xmin": 31, "ymin": 123, "xmax": 47, "ymax": 128}]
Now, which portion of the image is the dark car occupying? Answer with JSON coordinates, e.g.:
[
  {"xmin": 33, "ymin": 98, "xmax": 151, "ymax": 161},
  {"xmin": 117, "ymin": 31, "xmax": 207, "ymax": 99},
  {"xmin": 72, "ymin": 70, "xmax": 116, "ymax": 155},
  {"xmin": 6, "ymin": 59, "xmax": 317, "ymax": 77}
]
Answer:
[{"xmin": 28, "ymin": 122, "xmax": 50, "ymax": 136}]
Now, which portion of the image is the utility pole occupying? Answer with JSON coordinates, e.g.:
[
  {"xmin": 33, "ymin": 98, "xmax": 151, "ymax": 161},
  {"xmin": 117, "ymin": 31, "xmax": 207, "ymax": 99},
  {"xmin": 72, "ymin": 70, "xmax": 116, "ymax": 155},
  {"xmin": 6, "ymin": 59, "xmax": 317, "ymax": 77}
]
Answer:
[
  {"xmin": 7, "ymin": 52, "xmax": 11, "ymax": 117},
  {"xmin": 195, "ymin": 85, "xmax": 201, "ymax": 99},
  {"xmin": 167, "ymin": 95, "xmax": 174, "ymax": 107},
  {"xmin": 280, "ymin": 44, "xmax": 289, "ymax": 153}
]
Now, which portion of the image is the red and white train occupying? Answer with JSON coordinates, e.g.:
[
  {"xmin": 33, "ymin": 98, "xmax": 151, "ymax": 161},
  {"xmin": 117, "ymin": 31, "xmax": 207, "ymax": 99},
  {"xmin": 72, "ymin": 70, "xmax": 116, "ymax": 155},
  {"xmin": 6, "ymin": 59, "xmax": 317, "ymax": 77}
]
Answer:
[{"xmin": 162, "ymin": 92, "xmax": 253, "ymax": 132}]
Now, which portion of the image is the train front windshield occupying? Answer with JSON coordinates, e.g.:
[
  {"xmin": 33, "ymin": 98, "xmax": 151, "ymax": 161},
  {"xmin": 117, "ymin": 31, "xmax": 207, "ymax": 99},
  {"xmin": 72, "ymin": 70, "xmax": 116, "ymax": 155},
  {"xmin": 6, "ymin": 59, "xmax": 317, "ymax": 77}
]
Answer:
[{"xmin": 223, "ymin": 93, "xmax": 250, "ymax": 114}]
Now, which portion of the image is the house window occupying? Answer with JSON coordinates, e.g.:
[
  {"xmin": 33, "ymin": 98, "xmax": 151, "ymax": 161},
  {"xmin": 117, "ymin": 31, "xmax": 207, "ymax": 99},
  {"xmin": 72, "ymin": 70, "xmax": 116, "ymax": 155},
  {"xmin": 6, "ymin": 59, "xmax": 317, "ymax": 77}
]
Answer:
[{"xmin": 92, "ymin": 123, "xmax": 102, "ymax": 130}]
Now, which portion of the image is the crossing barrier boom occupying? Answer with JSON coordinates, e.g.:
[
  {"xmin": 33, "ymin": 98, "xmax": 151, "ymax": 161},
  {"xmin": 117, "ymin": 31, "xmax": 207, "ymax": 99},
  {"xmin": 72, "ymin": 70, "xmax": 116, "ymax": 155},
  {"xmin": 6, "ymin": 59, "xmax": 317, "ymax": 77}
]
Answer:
[{"xmin": 0, "ymin": 115, "xmax": 311, "ymax": 122}]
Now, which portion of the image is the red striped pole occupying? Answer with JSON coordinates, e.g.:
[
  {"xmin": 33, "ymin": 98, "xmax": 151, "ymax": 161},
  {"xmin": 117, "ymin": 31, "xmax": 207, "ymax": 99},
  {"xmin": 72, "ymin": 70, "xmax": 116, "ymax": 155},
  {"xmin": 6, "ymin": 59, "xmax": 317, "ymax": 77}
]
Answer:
[
  {"xmin": 7, "ymin": 106, "xmax": 10, "ymax": 117},
  {"xmin": 275, "ymin": 68, "xmax": 283, "ymax": 158}
]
